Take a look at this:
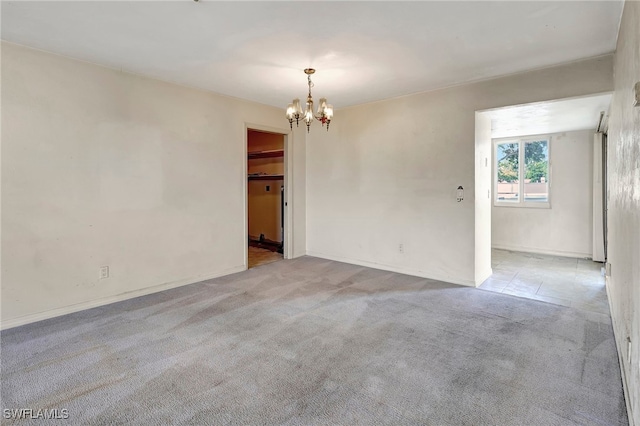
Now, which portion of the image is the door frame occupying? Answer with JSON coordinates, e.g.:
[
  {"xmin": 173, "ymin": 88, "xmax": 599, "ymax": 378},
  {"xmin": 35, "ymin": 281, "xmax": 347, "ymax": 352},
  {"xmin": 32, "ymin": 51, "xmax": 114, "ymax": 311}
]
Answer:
[
  {"xmin": 602, "ymin": 132, "xmax": 608, "ymax": 260},
  {"xmin": 244, "ymin": 123, "xmax": 293, "ymax": 267}
]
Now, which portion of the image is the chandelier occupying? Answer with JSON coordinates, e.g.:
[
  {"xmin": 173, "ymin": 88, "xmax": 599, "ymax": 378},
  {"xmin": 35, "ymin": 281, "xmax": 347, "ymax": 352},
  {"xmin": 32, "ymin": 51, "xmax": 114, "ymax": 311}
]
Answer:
[{"xmin": 285, "ymin": 68, "xmax": 333, "ymax": 132}]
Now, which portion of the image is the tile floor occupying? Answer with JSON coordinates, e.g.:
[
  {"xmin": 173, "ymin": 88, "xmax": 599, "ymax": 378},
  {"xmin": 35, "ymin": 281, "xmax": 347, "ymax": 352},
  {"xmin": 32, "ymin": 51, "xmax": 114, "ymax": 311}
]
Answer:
[{"xmin": 480, "ymin": 249, "xmax": 609, "ymax": 315}]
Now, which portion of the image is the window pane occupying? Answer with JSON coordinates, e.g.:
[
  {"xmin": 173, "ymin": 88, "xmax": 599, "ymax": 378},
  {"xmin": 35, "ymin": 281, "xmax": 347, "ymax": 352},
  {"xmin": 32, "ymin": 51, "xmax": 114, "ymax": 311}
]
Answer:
[
  {"xmin": 524, "ymin": 140, "xmax": 549, "ymax": 202},
  {"xmin": 496, "ymin": 142, "xmax": 519, "ymax": 201}
]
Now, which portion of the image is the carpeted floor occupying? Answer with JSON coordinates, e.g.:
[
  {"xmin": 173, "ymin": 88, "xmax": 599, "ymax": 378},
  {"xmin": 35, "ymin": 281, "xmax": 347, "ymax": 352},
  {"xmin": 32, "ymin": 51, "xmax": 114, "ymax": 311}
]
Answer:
[{"xmin": 1, "ymin": 256, "xmax": 628, "ymax": 425}]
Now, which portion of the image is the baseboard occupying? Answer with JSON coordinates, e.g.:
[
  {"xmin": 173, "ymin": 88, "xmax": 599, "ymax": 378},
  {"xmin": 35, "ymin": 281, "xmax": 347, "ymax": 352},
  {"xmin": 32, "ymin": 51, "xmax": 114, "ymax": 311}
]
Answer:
[
  {"xmin": 475, "ymin": 268, "xmax": 493, "ymax": 288},
  {"xmin": 291, "ymin": 248, "xmax": 306, "ymax": 259},
  {"xmin": 491, "ymin": 243, "xmax": 592, "ymax": 259},
  {"xmin": 606, "ymin": 279, "xmax": 635, "ymax": 426},
  {"xmin": 0, "ymin": 265, "xmax": 246, "ymax": 331},
  {"xmin": 306, "ymin": 251, "xmax": 476, "ymax": 287}
]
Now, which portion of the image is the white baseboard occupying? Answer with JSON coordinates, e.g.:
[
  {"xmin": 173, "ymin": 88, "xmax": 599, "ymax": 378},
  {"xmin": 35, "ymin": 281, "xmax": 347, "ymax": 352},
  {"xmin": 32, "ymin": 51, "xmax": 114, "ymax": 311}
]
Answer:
[
  {"xmin": 491, "ymin": 243, "xmax": 592, "ymax": 259},
  {"xmin": 306, "ymin": 251, "xmax": 476, "ymax": 287},
  {"xmin": 291, "ymin": 249, "xmax": 307, "ymax": 259},
  {"xmin": 0, "ymin": 265, "xmax": 246, "ymax": 331},
  {"xmin": 475, "ymin": 268, "xmax": 493, "ymax": 287},
  {"xmin": 606, "ymin": 279, "xmax": 635, "ymax": 426}
]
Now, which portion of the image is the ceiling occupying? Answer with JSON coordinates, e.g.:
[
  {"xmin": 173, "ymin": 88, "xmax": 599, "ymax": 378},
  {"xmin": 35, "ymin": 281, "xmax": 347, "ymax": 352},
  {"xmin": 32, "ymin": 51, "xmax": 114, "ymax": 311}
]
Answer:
[
  {"xmin": 485, "ymin": 93, "xmax": 612, "ymax": 139},
  {"xmin": 1, "ymin": 1, "xmax": 624, "ymax": 109}
]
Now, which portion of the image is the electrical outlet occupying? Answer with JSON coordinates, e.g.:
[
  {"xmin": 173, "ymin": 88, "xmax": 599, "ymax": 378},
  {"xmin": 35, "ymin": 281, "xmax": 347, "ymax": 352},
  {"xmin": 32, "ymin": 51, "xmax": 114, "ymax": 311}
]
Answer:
[
  {"xmin": 99, "ymin": 266, "xmax": 109, "ymax": 279},
  {"xmin": 627, "ymin": 337, "xmax": 632, "ymax": 364},
  {"xmin": 605, "ymin": 262, "xmax": 612, "ymax": 277},
  {"xmin": 399, "ymin": 244, "xmax": 404, "ymax": 254}
]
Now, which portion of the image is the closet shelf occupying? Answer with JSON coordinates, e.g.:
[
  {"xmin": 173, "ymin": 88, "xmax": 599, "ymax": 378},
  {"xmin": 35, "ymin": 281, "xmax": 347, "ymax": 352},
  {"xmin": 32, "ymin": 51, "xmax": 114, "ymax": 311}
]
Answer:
[
  {"xmin": 248, "ymin": 149, "xmax": 284, "ymax": 159},
  {"xmin": 248, "ymin": 174, "xmax": 284, "ymax": 181}
]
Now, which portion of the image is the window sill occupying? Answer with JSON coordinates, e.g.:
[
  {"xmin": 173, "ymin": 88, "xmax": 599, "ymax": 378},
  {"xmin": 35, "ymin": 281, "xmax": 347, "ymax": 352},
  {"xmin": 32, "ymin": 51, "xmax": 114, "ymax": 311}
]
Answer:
[{"xmin": 494, "ymin": 201, "xmax": 551, "ymax": 209}]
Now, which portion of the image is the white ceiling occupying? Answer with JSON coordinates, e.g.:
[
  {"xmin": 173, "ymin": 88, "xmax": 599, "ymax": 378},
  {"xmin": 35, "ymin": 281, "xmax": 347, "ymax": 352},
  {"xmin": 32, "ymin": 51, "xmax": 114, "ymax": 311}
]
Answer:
[
  {"xmin": 485, "ymin": 93, "xmax": 612, "ymax": 139},
  {"xmin": 1, "ymin": 1, "xmax": 624, "ymax": 109}
]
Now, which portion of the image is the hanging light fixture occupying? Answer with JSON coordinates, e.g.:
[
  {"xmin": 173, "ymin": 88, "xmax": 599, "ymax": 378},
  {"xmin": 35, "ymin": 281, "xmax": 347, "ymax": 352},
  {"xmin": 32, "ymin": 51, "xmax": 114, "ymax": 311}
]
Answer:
[{"xmin": 286, "ymin": 68, "xmax": 333, "ymax": 132}]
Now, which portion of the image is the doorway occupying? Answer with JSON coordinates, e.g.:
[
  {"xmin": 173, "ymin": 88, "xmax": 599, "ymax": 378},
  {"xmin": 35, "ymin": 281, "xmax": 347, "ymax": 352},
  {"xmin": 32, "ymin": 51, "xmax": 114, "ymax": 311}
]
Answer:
[
  {"xmin": 474, "ymin": 93, "xmax": 612, "ymax": 310},
  {"xmin": 247, "ymin": 129, "xmax": 286, "ymax": 269}
]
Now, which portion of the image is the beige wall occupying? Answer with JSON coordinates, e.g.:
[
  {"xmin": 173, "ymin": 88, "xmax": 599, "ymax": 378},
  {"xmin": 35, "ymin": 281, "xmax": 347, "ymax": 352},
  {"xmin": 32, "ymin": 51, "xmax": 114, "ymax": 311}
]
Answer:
[
  {"xmin": 306, "ymin": 55, "xmax": 613, "ymax": 286},
  {"xmin": 247, "ymin": 180, "xmax": 283, "ymax": 242},
  {"xmin": 492, "ymin": 129, "xmax": 595, "ymax": 258},
  {"xmin": 0, "ymin": 42, "xmax": 304, "ymax": 328},
  {"xmin": 607, "ymin": 1, "xmax": 640, "ymax": 423},
  {"xmin": 248, "ymin": 130, "xmax": 283, "ymax": 242}
]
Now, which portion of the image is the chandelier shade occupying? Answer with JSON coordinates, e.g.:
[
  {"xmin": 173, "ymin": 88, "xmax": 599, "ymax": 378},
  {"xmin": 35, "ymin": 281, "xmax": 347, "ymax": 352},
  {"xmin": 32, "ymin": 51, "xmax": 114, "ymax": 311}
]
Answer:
[{"xmin": 286, "ymin": 69, "xmax": 333, "ymax": 132}]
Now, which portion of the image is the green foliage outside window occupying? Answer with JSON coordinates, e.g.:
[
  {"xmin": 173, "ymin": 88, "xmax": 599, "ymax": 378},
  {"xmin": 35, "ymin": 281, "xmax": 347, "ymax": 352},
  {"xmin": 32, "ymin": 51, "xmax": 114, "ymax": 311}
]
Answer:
[
  {"xmin": 497, "ymin": 140, "xmax": 548, "ymax": 183},
  {"xmin": 497, "ymin": 143, "xmax": 519, "ymax": 183}
]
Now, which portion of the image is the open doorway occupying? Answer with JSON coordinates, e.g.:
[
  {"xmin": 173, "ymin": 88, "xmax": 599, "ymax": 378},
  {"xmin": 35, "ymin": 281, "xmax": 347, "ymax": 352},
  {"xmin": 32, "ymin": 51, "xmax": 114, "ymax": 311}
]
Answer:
[
  {"xmin": 474, "ymin": 93, "xmax": 612, "ymax": 313},
  {"xmin": 247, "ymin": 129, "xmax": 286, "ymax": 269}
]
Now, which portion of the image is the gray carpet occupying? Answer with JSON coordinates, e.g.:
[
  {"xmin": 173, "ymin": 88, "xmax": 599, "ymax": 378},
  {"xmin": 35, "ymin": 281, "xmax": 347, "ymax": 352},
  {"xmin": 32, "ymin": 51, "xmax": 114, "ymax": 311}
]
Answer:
[{"xmin": 1, "ymin": 256, "xmax": 628, "ymax": 425}]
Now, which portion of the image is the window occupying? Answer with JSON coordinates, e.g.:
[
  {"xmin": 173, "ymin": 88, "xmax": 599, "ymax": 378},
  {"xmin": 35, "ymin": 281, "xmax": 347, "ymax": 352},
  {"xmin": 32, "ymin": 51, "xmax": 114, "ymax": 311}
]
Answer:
[{"xmin": 494, "ymin": 137, "xmax": 550, "ymax": 207}]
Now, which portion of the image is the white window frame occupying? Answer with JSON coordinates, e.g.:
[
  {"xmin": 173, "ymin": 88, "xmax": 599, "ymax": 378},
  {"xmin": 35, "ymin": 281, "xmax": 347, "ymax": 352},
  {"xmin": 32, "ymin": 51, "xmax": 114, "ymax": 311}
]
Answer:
[{"xmin": 493, "ymin": 135, "xmax": 551, "ymax": 209}]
